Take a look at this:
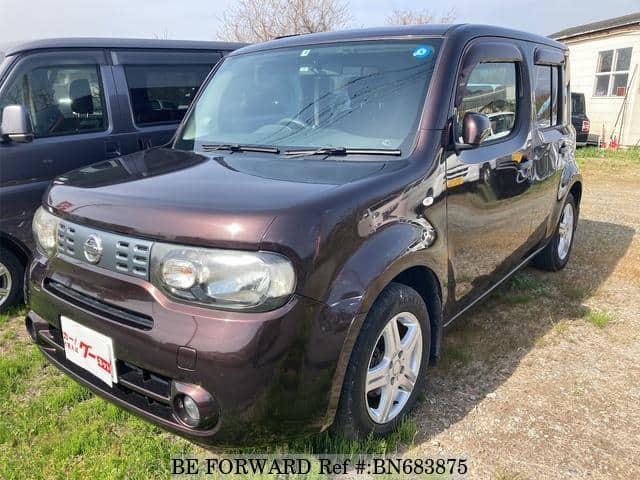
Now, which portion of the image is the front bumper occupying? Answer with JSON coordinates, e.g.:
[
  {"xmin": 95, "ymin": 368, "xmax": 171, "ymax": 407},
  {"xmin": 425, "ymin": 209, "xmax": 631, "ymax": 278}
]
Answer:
[{"xmin": 27, "ymin": 254, "xmax": 355, "ymax": 445}]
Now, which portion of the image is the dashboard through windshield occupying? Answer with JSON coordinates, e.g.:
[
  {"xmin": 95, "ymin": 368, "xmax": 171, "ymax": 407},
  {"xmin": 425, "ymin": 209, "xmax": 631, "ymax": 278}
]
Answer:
[{"xmin": 175, "ymin": 39, "xmax": 442, "ymax": 156}]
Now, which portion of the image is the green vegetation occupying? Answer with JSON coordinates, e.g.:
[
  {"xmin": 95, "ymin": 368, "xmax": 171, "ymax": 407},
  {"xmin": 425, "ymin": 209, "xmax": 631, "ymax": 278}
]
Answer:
[
  {"xmin": 0, "ymin": 305, "xmax": 27, "ymax": 326},
  {"xmin": 0, "ymin": 312, "xmax": 417, "ymax": 479},
  {"xmin": 583, "ymin": 308, "xmax": 615, "ymax": 328},
  {"xmin": 575, "ymin": 146, "xmax": 640, "ymax": 167},
  {"xmin": 492, "ymin": 271, "xmax": 552, "ymax": 304},
  {"xmin": 440, "ymin": 345, "xmax": 472, "ymax": 366}
]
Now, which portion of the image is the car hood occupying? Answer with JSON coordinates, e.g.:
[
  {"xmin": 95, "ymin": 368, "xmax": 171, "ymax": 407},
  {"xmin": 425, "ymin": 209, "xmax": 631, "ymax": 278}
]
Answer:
[{"xmin": 46, "ymin": 148, "xmax": 389, "ymax": 248}]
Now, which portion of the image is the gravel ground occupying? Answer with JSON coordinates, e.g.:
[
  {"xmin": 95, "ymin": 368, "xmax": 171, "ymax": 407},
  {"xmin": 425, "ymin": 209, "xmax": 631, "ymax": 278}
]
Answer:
[{"xmin": 411, "ymin": 157, "xmax": 640, "ymax": 479}]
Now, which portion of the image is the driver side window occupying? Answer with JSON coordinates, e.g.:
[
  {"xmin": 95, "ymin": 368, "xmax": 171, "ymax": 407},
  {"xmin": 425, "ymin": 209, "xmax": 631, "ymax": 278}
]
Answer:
[
  {"xmin": 0, "ymin": 64, "xmax": 106, "ymax": 138},
  {"xmin": 457, "ymin": 62, "xmax": 518, "ymax": 143}
]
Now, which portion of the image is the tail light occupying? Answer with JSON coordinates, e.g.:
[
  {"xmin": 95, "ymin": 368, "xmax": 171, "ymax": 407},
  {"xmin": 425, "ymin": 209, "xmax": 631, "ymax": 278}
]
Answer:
[{"xmin": 581, "ymin": 120, "xmax": 590, "ymax": 133}]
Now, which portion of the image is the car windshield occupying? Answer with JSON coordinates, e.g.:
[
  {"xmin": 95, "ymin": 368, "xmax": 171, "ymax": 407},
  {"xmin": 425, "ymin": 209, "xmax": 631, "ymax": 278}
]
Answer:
[{"xmin": 174, "ymin": 39, "xmax": 441, "ymax": 155}]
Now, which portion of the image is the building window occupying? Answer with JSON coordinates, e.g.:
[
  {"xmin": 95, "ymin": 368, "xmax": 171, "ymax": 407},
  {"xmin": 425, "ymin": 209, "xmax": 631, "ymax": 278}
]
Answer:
[{"xmin": 594, "ymin": 47, "xmax": 632, "ymax": 97}]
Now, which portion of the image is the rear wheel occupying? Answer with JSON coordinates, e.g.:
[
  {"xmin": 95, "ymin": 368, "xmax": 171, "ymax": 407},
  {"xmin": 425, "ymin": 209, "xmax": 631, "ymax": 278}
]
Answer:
[
  {"xmin": 0, "ymin": 249, "xmax": 24, "ymax": 313},
  {"xmin": 334, "ymin": 283, "xmax": 430, "ymax": 439},
  {"xmin": 533, "ymin": 193, "xmax": 577, "ymax": 271}
]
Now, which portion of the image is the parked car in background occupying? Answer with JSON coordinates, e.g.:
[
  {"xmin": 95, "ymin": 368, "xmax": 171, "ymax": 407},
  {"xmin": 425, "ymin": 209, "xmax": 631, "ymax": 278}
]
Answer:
[
  {"xmin": 571, "ymin": 92, "xmax": 590, "ymax": 146},
  {"xmin": 25, "ymin": 25, "xmax": 581, "ymax": 444},
  {"xmin": 0, "ymin": 38, "xmax": 244, "ymax": 311}
]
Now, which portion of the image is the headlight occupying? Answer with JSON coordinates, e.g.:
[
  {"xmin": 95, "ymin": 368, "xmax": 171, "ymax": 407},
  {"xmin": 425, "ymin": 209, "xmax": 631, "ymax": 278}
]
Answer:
[
  {"xmin": 151, "ymin": 243, "xmax": 296, "ymax": 311},
  {"xmin": 32, "ymin": 207, "xmax": 59, "ymax": 257}
]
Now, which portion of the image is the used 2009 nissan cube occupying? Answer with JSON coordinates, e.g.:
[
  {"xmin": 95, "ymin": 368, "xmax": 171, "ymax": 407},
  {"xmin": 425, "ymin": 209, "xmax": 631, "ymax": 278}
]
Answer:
[{"xmin": 25, "ymin": 24, "xmax": 581, "ymax": 444}]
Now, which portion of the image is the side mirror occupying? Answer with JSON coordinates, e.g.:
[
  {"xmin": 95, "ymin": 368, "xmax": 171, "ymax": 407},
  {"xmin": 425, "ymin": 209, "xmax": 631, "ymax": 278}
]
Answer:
[
  {"xmin": 462, "ymin": 112, "xmax": 492, "ymax": 146},
  {"xmin": 1, "ymin": 105, "xmax": 34, "ymax": 143}
]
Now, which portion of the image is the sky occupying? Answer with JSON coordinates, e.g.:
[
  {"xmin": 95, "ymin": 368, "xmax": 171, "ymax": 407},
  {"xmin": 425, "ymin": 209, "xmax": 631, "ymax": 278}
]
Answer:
[{"xmin": 0, "ymin": 0, "xmax": 638, "ymax": 44}]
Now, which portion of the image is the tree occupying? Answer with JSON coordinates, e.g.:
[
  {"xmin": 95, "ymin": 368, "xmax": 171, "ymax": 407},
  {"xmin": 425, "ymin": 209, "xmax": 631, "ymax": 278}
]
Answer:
[
  {"xmin": 218, "ymin": 0, "xmax": 351, "ymax": 43},
  {"xmin": 385, "ymin": 8, "xmax": 457, "ymax": 26}
]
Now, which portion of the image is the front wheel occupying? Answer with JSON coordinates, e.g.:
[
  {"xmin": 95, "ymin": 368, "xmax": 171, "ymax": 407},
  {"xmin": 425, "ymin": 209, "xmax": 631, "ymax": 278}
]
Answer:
[
  {"xmin": 533, "ymin": 193, "xmax": 578, "ymax": 271},
  {"xmin": 334, "ymin": 283, "xmax": 430, "ymax": 439},
  {"xmin": 0, "ymin": 249, "xmax": 25, "ymax": 313}
]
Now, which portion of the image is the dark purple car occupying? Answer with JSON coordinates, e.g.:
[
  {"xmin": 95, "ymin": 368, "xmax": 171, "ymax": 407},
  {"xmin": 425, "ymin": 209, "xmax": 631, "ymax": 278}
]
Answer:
[{"xmin": 25, "ymin": 25, "xmax": 581, "ymax": 444}]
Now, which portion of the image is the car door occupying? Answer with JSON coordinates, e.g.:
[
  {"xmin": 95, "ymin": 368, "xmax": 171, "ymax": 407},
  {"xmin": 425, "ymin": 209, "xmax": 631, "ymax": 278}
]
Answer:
[
  {"xmin": 445, "ymin": 39, "xmax": 537, "ymax": 314},
  {"xmin": 0, "ymin": 49, "xmax": 118, "ymax": 247},
  {"xmin": 528, "ymin": 48, "xmax": 571, "ymax": 241},
  {"xmin": 109, "ymin": 49, "xmax": 222, "ymax": 155}
]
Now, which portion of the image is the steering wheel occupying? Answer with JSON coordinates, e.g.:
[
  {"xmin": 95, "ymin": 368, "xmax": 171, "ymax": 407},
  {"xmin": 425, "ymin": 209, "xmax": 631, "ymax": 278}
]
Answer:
[{"xmin": 278, "ymin": 117, "xmax": 307, "ymax": 130}]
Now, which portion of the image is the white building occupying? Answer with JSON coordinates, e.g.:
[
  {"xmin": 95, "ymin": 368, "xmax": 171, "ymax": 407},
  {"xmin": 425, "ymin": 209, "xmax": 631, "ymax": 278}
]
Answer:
[{"xmin": 551, "ymin": 12, "xmax": 640, "ymax": 147}]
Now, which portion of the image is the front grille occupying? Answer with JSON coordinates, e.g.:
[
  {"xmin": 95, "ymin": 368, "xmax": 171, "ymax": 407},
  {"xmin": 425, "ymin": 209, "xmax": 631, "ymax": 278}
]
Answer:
[
  {"xmin": 45, "ymin": 279, "xmax": 154, "ymax": 330},
  {"xmin": 115, "ymin": 240, "xmax": 150, "ymax": 277},
  {"xmin": 57, "ymin": 220, "xmax": 153, "ymax": 280},
  {"xmin": 36, "ymin": 322, "xmax": 177, "ymax": 425},
  {"xmin": 118, "ymin": 361, "xmax": 171, "ymax": 403},
  {"xmin": 57, "ymin": 223, "xmax": 77, "ymax": 255}
]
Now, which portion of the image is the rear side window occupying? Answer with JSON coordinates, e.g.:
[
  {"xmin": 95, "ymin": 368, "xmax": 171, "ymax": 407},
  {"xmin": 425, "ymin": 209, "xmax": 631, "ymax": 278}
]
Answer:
[
  {"xmin": 457, "ymin": 62, "xmax": 518, "ymax": 142},
  {"xmin": 534, "ymin": 65, "xmax": 561, "ymax": 127},
  {"xmin": 0, "ymin": 64, "xmax": 106, "ymax": 138},
  {"xmin": 124, "ymin": 64, "xmax": 212, "ymax": 126}
]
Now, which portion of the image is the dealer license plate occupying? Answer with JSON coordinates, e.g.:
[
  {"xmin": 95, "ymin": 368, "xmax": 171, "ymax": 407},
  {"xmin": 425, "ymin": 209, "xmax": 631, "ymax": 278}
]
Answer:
[{"xmin": 61, "ymin": 316, "xmax": 118, "ymax": 387}]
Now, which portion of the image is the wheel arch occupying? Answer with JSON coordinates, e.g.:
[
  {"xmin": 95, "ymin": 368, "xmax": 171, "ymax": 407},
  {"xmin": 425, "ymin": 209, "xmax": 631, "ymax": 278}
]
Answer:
[
  {"xmin": 322, "ymin": 241, "xmax": 446, "ymax": 430},
  {"xmin": 390, "ymin": 266, "xmax": 443, "ymax": 365},
  {"xmin": 569, "ymin": 180, "xmax": 582, "ymax": 211},
  {"xmin": 0, "ymin": 231, "xmax": 31, "ymax": 267}
]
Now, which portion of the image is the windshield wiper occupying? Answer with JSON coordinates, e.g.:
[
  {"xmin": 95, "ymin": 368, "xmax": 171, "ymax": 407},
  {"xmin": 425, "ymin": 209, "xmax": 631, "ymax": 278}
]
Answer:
[
  {"xmin": 284, "ymin": 147, "xmax": 402, "ymax": 158},
  {"xmin": 201, "ymin": 143, "xmax": 280, "ymax": 154}
]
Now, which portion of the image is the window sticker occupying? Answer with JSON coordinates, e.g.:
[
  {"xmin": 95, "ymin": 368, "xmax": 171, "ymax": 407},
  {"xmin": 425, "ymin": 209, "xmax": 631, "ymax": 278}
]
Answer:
[
  {"xmin": 412, "ymin": 46, "xmax": 432, "ymax": 59},
  {"xmin": 300, "ymin": 49, "xmax": 311, "ymax": 57}
]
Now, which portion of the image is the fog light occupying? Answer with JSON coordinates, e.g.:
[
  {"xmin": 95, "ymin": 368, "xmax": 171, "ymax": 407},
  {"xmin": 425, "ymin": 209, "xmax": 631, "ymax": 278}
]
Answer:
[
  {"xmin": 171, "ymin": 381, "xmax": 218, "ymax": 429},
  {"xmin": 182, "ymin": 395, "xmax": 200, "ymax": 422},
  {"xmin": 175, "ymin": 394, "xmax": 200, "ymax": 426}
]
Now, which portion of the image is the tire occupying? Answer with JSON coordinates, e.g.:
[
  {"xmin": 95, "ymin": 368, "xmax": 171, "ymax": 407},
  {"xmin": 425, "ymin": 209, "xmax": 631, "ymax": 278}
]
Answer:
[
  {"xmin": 334, "ymin": 283, "xmax": 430, "ymax": 439},
  {"xmin": 533, "ymin": 193, "xmax": 577, "ymax": 272},
  {"xmin": 0, "ymin": 248, "xmax": 25, "ymax": 313}
]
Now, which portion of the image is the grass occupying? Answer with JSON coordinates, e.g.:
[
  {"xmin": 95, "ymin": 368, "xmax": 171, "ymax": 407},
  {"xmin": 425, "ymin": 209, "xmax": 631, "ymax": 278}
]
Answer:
[
  {"xmin": 582, "ymin": 308, "xmax": 615, "ymax": 328},
  {"xmin": 492, "ymin": 271, "xmax": 552, "ymax": 304},
  {"xmin": 0, "ymin": 305, "xmax": 27, "ymax": 327},
  {"xmin": 575, "ymin": 146, "xmax": 640, "ymax": 168},
  {"xmin": 440, "ymin": 345, "xmax": 472, "ymax": 366},
  {"xmin": 0, "ymin": 311, "xmax": 419, "ymax": 479}
]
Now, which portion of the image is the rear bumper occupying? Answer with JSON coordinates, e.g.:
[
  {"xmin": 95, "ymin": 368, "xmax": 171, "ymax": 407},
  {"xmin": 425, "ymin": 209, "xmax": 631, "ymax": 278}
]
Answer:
[
  {"xmin": 27, "ymin": 254, "xmax": 355, "ymax": 445},
  {"xmin": 575, "ymin": 131, "xmax": 589, "ymax": 146}
]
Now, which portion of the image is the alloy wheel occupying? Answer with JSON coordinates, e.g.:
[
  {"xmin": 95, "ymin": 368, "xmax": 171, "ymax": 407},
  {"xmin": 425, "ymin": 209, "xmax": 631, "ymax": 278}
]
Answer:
[
  {"xmin": 0, "ymin": 261, "xmax": 13, "ymax": 308},
  {"xmin": 365, "ymin": 312, "xmax": 422, "ymax": 424},
  {"xmin": 557, "ymin": 202, "xmax": 575, "ymax": 261}
]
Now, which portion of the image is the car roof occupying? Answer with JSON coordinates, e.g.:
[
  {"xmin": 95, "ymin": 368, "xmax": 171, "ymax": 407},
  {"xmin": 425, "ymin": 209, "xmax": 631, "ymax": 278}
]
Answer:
[
  {"xmin": 2, "ymin": 38, "xmax": 246, "ymax": 56},
  {"xmin": 231, "ymin": 24, "xmax": 566, "ymax": 56}
]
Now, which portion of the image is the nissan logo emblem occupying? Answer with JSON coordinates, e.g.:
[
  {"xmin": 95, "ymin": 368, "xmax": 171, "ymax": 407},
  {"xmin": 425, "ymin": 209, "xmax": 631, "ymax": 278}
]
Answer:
[{"xmin": 83, "ymin": 234, "xmax": 103, "ymax": 264}]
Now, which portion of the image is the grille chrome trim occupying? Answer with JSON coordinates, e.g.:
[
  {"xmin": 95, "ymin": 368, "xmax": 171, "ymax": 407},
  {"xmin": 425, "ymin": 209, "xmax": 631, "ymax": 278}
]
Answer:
[{"xmin": 57, "ymin": 220, "xmax": 153, "ymax": 280}]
